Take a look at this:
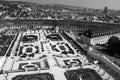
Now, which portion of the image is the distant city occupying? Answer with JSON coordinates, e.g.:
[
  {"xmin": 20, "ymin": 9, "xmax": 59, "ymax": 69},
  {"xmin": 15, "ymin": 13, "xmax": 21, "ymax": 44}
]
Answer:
[{"xmin": 0, "ymin": 1, "xmax": 120, "ymax": 23}]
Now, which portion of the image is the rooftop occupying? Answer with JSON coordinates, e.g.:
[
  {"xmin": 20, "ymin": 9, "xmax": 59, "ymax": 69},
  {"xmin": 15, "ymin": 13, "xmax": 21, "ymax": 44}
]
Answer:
[{"xmin": 83, "ymin": 26, "xmax": 120, "ymax": 38}]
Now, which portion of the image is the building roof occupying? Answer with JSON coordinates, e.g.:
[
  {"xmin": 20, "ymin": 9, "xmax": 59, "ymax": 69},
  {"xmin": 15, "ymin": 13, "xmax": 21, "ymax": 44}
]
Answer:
[{"xmin": 83, "ymin": 26, "xmax": 120, "ymax": 38}]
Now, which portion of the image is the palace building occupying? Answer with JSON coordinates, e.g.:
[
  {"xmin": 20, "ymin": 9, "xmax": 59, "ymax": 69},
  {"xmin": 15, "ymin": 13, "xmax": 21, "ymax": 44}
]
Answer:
[
  {"xmin": 81, "ymin": 26, "xmax": 120, "ymax": 45},
  {"xmin": 6, "ymin": 20, "xmax": 120, "ymax": 34},
  {"xmin": 1, "ymin": 20, "xmax": 120, "ymax": 45}
]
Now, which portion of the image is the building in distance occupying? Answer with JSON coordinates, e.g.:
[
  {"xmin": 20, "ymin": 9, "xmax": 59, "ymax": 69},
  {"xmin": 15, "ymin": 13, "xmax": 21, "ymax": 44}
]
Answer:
[{"xmin": 103, "ymin": 6, "xmax": 108, "ymax": 15}]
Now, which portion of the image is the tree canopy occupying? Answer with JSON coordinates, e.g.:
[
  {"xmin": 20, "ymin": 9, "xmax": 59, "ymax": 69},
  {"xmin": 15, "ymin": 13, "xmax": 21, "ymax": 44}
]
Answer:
[{"xmin": 107, "ymin": 36, "xmax": 120, "ymax": 57}]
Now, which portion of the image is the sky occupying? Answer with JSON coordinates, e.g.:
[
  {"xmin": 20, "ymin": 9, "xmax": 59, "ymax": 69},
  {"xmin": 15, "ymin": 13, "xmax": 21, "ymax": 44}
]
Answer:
[{"xmin": 5, "ymin": 0, "xmax": 120, "ymax": 10}]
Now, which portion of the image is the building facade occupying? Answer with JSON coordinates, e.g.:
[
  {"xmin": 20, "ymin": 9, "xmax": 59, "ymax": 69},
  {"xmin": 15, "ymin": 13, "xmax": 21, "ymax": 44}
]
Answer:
[
  {"xmin": 81, "ymin": 27, "xmax": 120, "ymax": 45},
  {"xmin": 0, "ymin": 19, "xmax": 120, "ymax": 40},
  {"xmin": 7, "ymin": 20, "xmax": 120, "ymax": 34}
]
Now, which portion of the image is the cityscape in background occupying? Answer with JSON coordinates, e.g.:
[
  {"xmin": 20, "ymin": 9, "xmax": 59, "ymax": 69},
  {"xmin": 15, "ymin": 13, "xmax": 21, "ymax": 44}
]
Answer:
[
  {"xmin": 0, "ymin": 0, "xmax": 120, "ymax": 80},
  {"xmin": 0, "ymin": 0, "xmax": 120, "ymax": 23}
]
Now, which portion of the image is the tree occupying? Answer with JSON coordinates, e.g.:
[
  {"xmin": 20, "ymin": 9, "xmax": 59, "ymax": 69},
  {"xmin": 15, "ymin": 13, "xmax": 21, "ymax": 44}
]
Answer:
[
  {"xmin": 108, "ymin": 36, "xmax": 120, "ymax": 48},
  {"xmin": 107, "ymin": 36, "xmax": 120, "ymax": 57}
]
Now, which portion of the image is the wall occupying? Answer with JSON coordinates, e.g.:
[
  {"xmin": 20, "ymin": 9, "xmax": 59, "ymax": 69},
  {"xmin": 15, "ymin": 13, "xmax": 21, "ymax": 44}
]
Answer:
[
  {"xmin": 87, "ymin": 51, "xmax": 120, "ymax": 76},
  {"xmin": 107, "ymin": 55, "xmax": 120, "ymax": 66},
  {"xmin": 113, "ymin": 33, "xmax": 120, "ymax": 39}
]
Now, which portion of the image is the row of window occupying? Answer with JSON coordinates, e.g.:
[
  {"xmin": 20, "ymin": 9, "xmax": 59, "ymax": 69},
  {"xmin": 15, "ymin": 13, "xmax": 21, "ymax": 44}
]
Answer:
[
  {"xmin": 59, "ymin": 27, "xmax": 88, "ymax": 31},
  {"xmin": 91, "ymin": 34, "xmax": 120, "ymax": 45},
  {"xmin": 92, "ymin": 35, "xmax": 111, "ymax": 41},
  {"xmin": 93, "ymin": 30, "xmax": 120, "ymax": 37},
  {"xmin": 60, "ymin": 26, "xmax": 88, "ymax": 29},
  {"xmin": 14, "ymin": 22, "xmax": 43, "ymax": 25},
  {"xmin": 91, "ymin": 40, "xmax": 107, "ymax": 45}
]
